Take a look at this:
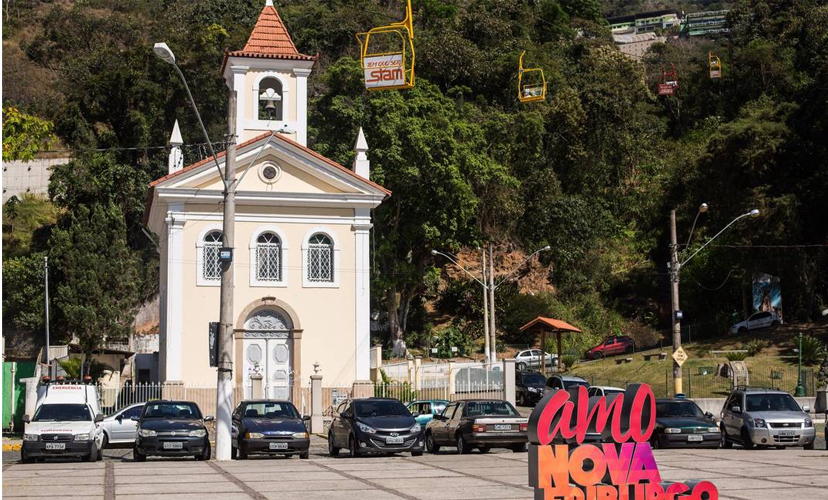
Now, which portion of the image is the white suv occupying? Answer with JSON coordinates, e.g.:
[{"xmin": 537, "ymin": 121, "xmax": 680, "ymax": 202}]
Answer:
[
  {"xmin": 22, "ymin": 379, "xmax": 105, "ymax": 462},
  {"xmin": 730, "ymin": 311, "xmax": 781, "ymax": 334}
]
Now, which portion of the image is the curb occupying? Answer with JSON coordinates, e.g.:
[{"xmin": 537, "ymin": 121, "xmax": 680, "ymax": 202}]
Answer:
[{"xmin": 3, "ymin": 444, "xmax": 22, "ymax": 451}]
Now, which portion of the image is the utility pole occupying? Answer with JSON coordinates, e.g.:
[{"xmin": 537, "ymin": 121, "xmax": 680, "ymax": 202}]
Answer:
[
  {"xmin": 488, "ymin": 243, "xmax": 496, "ymax": 362},
  {"xmin": 481, "ymin": 248, "xmax": 490, "ymax": 363},
  {"xmin": 44, "ymin": 256, "xmax": 50, "ymax": 374},
  {"xmin": 669, "ymin": 210, "xmax": 682, "ymax": 395},
  {"xmin": 215, "ymin": 91, "xmax": 237, "ymax": 461}
]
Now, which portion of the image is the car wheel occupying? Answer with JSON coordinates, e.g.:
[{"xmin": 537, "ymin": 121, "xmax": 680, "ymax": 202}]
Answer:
[
  {"xmin": 101, "ymin": 433, "xmax": 109, "ymax": 450},
  {"xmin": 517, "ymin": 393, "xmax": 525, "ymax": 407},
  {"xmin": 651, "ymin": 435, "xmax": 661, "ymax": 450},
  {"xmin": 594, "ymin": 352, "xmax": 603, "ymax": 360},
  {"xmin": 740, "ymin": 428, "xmax": 755, "ymax": 450},
  {"xmin": 720, "ymin": 428, "xmax": 732, "ymax": 449},
  {"xmin": 625, "ymin": 345, "xmax": 634, "ymax": 354},
  {"xmin": 196, "ymin": 442, "xmax": 211, "ymax": 461},
  {"xmin": 348, "ymin": 435, "xmax": 360, "ymax": 458},
  {"xmin": 511, "ymin": 443, "xmax": 527, "ymax": 453},
  {"xmin": 231, "ymin": 445, "xmax": 237, "ymax": 459},
  {"xmin": 478, "ymin": 446, "xmax": 490, "ymax": 453},
  {"xmin": 456, "ymin": 434, "xmax": 470, "ymax": 455},
  {"xmin": 328, "ymin": 431, "xmax": 340, "ymax": 457},
  {"xmin": 84, "ymin": 444, "xmax": 98, "ymax": 462},
  {"xmin": 738, "ymin": 327, "xmax": 748, "ymax": 334},
  {"xmin": 411, "ymin": 450, "xmax": 423, "ymax": 457},
  {"xmin": 133, "ymin": 447, "xmax": 146, "ymax": 462},
  {"xmin": 517, "ymin": 362, "xmax": 527, "ymax": 371},
  {"xmin": 425, "ymin": 432, "xmax": 440, "ymax": 454},
  {"xmin": 299, "ymin": 450, "xmax": 310, "ymax": 459},
  {"xmin": 20, "ymin": 450, "xmax": 33, "ymax": 464},
  {"xmin": 804, "ymin": 441, "xmax": 814, "ymax": 450}
]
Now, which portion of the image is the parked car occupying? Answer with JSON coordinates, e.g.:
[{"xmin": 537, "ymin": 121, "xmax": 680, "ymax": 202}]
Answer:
[
  {"xmin": 101, "ymin": 403, "xmax": 144, "ymax": 447},
  {"xmin": 328, "ymin": 398, "xmax": 424, "ymax": 457},
  {"xmin": 516, "ymin": 371, "xmax": 547, "ymax": 407},
  {"xmin": 514, "ymin": 349, "xmax": 558, "ymax": 371},
  {"xmin": 651, "ymin": 398, "xmax": 719, "ymax": 449},
  {"xmin": 588, "ymin": 386, "xmax": 625, "ymax": 398},
  {"xmin": 543, "ymin": 375, "xmax": 590, "ymax": 397},
  {"xmin": 21, "ymin": 380, "xmax": 105, "ymax": 463},
  {"xmin": 406, "ymin": 400, "xmax": 449, "ymax": 426},
  {"xmin": 231, "ymin": 400, "xmax": 310, "ymax": 459},
  {"xmin": 132, "ymin": 400, "xmax": 213, "ymax": 461},
  {"xmin": 586, "ymin": 336, "xmax": 635, "ymax": 360},
  {"xmin": 720, "ymin": 388, "xmax": 815, "ymax": 450},
  {"xmin": 730, "ymin": 311, "xmax": 781, "ymax": 334},
  {"xmin": 425, "ymin": 399, "xmax": 528, "ymax": 454}
]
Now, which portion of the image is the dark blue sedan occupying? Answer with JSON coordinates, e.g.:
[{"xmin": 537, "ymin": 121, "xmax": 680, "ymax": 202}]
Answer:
[{"xmin": 231, "ymin": 400, "xmax": 310, "ymax": 459}]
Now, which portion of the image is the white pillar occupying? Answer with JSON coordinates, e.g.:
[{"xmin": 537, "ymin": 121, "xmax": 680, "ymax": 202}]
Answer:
[
  {"xmin": 310, "ymin": 374, "xmax": 323, "ymax": 433},
  {"xmin": 294, "ymin": 69, "xmax": 312, "ymax": 146},
  {"xmin": 353, "ymin": 128, "xmax": 370, "ymax": 179},
  {"xmin": 168, "ymin": 120, "xmax": 183, "ymax": 174},
  {"xmin": 353, "ymin": 208, "xmax": 372, "ymax": 381},
  {"xmin": 503, "ymin": 359, "xmax": 516, "ymax": 406},
  {"xmin": 163, "ymin": 207, "xmax": 185, "ymax": 381},
  {"xmin": 230, "ymin": 65, "xmax": 248, "ymax": 142}
]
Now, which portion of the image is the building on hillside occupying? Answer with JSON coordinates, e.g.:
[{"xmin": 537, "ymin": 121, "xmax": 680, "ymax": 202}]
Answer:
[
  {"xmin": 145, "ymin": 1, "xmax": 389, "ymax": 397},
  {"xmin": 607, "ymin": 9, "xmax": 681, "ymax": 35},
  {"xmin": 2, "ymin": 157, "xmax": 70, "ymax": 202},
  {"xmin": 613, "ymin": 32, "xmax": 666, "ymax": 58},
  {"xmin": 682, "ymin": 10, "xmax": 729, "ymax": 37}
]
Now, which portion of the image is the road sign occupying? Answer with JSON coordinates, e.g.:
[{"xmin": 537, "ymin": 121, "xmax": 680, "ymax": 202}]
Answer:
[{"xmin": 672, "ymin": 346, "xmax": 688, "ymax": 366}]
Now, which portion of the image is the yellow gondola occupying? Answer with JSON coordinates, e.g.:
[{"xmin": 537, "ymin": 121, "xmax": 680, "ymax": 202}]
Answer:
[
  {"xmin": 709, "ymin": 52, "xmax": 722, "ymax": 79},
  {"xmin": 356, "ymin": 0, "xmax": 415, "ymax": 91},
  {"xmin": 518, "ymin": 50, "xmax": 547, "ymax": 103}
]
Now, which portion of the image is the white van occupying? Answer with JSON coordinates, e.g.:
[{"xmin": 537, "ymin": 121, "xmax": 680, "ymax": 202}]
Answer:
[{"xmin": 22, "ymin": 379, "xmax": 105, "ymax": 462}]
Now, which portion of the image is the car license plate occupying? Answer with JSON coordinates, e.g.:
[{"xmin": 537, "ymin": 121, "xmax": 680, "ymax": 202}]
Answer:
[
  {"xmin": 494, "ymin": 424, "xmax": 512, "ymax": 431},
  {"xmin": 687, "ymin": 435, "xmax": 703, "ymax": 442},
  {"xmin": 163, "ymin": 441, "xmax": 184, "ymax": 450},
  {"xmin": 45, "ymin": 443, "xmax": 65, "ymax": 450},
  {"xmin": 778, "ymin": 430, "xmax": 796, "ymax": 436},
  {"xmin": 386, "ymin": 436, "xmax": 404, "ymax": 444},
  {"xmin": 269, "ymin": 442, "xmax": 288, "ymax": 450}
]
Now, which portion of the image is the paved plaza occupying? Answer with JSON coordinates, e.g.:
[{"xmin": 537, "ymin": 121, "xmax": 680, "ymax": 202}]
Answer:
[{"xmin": 2, "ymin": 437, "xmax": 827, "ymax": 500}]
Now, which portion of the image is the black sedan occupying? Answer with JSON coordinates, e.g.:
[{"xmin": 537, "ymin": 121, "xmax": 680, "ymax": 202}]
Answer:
[
  {"xmin": 133, "ymin": 400, "xmax": 213, "ymax": 461},
  {"xmin": 651, "ymin": 398, "xmax": 720, "ymax": 449},
  {"xmin": 516, "ymin": 371, "xmax": 546, "ymax": 406},
  {"xmin": 328, "ymin": 398, "xmax": 424, "ymax": 457},
  {"xmin": 425, "ymin": 399, "xmax": 528, "ymax": 454},
  {"xmin": 231, "ymin": 400, "xmax": 310, "ymax": 459}
]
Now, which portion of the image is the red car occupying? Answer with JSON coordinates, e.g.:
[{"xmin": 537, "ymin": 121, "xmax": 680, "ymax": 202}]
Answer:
[{"xmin": 586, "ymin": 336, "xmax": 635, "ymax": 359}]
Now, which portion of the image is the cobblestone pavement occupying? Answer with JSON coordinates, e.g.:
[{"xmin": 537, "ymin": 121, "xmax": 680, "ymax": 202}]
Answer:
[{"xmin": 3, "ymin": 436, "xmax": 828, "ymax": 500}]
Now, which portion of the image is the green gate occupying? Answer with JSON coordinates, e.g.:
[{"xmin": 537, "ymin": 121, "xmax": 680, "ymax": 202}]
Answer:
[{"xmin": 3, "ymin": 361, "xmax": 36, "ymax": 431}]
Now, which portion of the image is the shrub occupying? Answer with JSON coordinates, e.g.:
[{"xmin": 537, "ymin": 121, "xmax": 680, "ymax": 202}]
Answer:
[
  {"xmin": 725, "ymin": 352, "xmax": 749, "ymax": 362},
  {"xmin": 745, "ymin": 339, "xmax": 765, "ymax": 357},
  {"xmin": 561, "ymin": 354, "xmax": 580, "ymax": 371},
  {"xmin": 799, "ymin": 335, "xmax": 827, "ymax": 365},
  {"xmin": 625, "ymin": 320, "xmax": 662, "ymax": 350}
]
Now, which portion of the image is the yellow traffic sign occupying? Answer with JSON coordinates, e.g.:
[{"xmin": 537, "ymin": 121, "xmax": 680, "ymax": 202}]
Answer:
[{"xmin": 672, "ymin": 346, "xmax": 688, "ymax": 366}]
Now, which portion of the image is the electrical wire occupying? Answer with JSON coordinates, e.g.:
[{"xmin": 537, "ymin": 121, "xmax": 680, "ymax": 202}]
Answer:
[
  {"xmin": 33, "ymin": 141, "xmax": 227, "ymax": 155},
  {"xmin": 691, "ymin": 267, "xmax": 737, "ymax": 291}
]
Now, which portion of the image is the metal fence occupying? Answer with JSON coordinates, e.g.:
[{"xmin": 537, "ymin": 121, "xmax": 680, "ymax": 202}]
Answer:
[{"xmin": 373, "ymin": 381, "xmax": 504, "ymax": 404}]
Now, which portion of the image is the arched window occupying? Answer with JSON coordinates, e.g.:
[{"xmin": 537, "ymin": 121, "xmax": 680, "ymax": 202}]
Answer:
[
  {"xmin": 307, "ymin": 233, "xmax": 333, "ymax": 282},
  {"xmin": 258, "ymin": 77, "xmax": 283, "ymax": 121},
  {"xmin": 255, "ymin": 232, "xmax": 282, "ymax": 282},
  {"xmin": 202, "ymin": 231, "xmax": 223, "ymax": 281}
]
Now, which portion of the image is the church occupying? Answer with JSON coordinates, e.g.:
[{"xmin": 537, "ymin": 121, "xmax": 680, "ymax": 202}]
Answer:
[{"xmin": 144, "ymin": 1, "xmax": 389, "ymax": 398}]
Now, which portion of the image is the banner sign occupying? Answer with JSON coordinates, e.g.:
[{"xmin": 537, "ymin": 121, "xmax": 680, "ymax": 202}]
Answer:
[
  {"xmin": 528, "ymin": 384, "xmax": 718, "ymax": 499},
  {"xmin": 364, "ymin": 54, "xmax": 406, "ymax": 89}
]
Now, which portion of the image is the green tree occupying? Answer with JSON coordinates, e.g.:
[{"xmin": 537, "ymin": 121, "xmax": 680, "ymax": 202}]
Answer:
[{"xmin": 2, "ymin": 107, "xmax": 57, "ymax": 162}]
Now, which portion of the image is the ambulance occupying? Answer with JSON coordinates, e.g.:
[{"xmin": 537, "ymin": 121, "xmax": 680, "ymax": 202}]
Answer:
[{"xmin": 21, "ymin": 378, "xmax": 105, "ymax": 462}]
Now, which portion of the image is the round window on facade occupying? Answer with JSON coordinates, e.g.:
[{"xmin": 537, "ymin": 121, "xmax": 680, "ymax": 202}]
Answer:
[{"xmin": 258, "ymin": 162, "xmax": 282, "ymax": 184}]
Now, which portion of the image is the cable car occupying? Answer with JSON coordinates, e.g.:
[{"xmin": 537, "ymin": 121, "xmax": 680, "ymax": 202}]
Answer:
[
  {"xmin": 518, "ymin": 50, "xmax": 547, "ymax": 103},
  {"xmin": 356, "ymin": 0, "xmax": 415, "ymax": 91},
  {"xmin": 658, "ymin": 63, "xmax": 678, "ymax": 96},
  {"xmin": 709, "ymin": 52, "xmax": 722, "ymax": 79}
]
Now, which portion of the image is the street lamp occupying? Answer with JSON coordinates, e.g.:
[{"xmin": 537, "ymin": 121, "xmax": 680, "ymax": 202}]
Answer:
[
  {"xmin": 669, "ymin": 207, "xmax": 759, "ymax": 395},
  {"xmin": 795, "ymin": 332, "xmax": 805, "ymax": 397}
]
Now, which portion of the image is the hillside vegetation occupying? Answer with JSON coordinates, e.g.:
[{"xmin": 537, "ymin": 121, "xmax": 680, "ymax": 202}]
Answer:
[{"xmin": 2, "ymin": 0, "xmax": 827, "ymax": 360}]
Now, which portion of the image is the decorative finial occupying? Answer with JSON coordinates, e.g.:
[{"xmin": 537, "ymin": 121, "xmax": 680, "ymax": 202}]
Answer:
[
  {"xmin": 169, "ymin": 120, "xmax": 183, "ymax": 146},
  {"xmin": 266, "ymin": 0, "xmax": 273, "ymax": 6}
]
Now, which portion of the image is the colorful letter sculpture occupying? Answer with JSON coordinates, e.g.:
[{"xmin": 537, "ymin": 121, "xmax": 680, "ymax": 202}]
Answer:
[{"xmin": 527, "ymin": 384, "xmax": 718, "ymax": 500}]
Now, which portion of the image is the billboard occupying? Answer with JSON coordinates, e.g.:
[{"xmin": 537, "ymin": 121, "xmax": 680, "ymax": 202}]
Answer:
[
  {"xmin": 363, "ymin": 54, "xmax": 406, "ymax": 89},
  {"xmin": 753, "ymin": 273, "xmax": 782, "ymax": 320}
]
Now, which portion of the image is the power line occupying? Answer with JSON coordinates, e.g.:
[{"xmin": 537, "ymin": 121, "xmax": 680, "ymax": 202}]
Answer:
[{"xmin": 35, "ymin": 141, "xmax": 227, "ymax": 155}]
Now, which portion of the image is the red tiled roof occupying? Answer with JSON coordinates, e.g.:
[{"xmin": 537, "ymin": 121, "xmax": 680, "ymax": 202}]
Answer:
[
  {"xmin": 519, "ymin": 317, "xmax": 582, "ymax": 333},
  {"xmin": 228, "ymin": 5, "xmax": 315, "ymax": 62}
]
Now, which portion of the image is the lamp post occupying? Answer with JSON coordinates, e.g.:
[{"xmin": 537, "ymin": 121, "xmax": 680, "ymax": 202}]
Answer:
[
  {"xmin": 795, "ymin": 332, "xmax": 805, "ymax": 397},
  {"xmin": 154, "ymin": 42, "xmax": 293, "ymax": 460},
  {"xmin": 669, "ymin": 206, "xmax": 759, "ymax": 396}
]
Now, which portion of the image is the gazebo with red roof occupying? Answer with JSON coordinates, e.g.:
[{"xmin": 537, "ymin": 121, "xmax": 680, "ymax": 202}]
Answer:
[{"xmin": 519, "ymin": 317, "xmax": 582, "ymax": 374}]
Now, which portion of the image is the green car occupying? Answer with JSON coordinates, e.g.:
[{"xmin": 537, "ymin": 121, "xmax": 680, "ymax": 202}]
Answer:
[{"xmin": 406, "ymin": 400, "xmax": 449, "ymax": 425}]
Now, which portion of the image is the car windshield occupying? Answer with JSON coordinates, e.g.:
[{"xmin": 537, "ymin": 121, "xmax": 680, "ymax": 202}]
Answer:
[
  {"xmin": 354, "ymin": 400, "xmax": 410, "ymax": 418},
  {"xmin": 466, "ymin": 401, "xmax": 518, "ymax": 417},
  {"xmin": 33, "ymin": 404, "xmax": 91, "ymax": 422},
  {"xmin": 563, "ymin": 380, "xmax": 589, "ymax": 389},
  {"xmin": 657, "ymin": 401, "xmax": 704, "ymax": 418},
  {"xmin": 746, "ymin": 394, "xmax": 801, "ymax": 412},
  {"xmin": 143, "ymin": 402, "xmax": 202, "ymax": 419},
  {"xmin": 523, "ymin": 373, "xmax": 546, "ymax": 384},
  {"xmin": 243, "ymin": 402, "xmax": 299, "ymax": 419}
]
